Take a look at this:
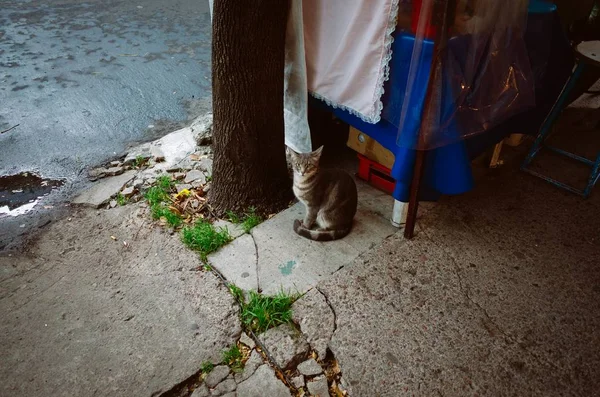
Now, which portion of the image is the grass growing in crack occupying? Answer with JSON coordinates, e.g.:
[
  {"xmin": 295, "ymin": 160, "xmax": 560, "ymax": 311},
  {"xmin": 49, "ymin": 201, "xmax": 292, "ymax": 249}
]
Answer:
[
  {"xmin": 115, "ymin": 193, "xmax": 127, "ymax": 206},
  {"xmin": 145, "ymin": 185, "xmax": 169, "ymax": 206},
  {"xmin": 151, "ymin": 204, "xmax": 182, "ymax": 227},
  {"xmin": 222, "ymin": 345, "xmax": 244, "ymax": 372},
  {"xmin": 182, "ymin": 220, "xmax": 231, "ymax": 261},
  {"xmin": 228, "ymin": 283, "xmax": 245, "ymax": 304},
  {"xmin": 144, "ymin": 175, "xmax": 181, "ymax": 227},
  {"xmin": 226, "ymin": 207, "xmax": 263, "ymax": 233},
  {"xmin": 200, "ymin": 361, "xmax": 214, "ymax": 374},
  {"xmin": 157, "ymin": 175, "xmax": 175, "ymax": 192},
  {"xmin": 225, "ymin": 210, "xmax": 241, "ymax": 224},
  {"xmin": 241, "ymin": 207, "xmax": 261, "ymax": 233},
  {"xmin": 133, "ymin": 155, "xmax": 148, "ymax": 168},
  {"xmin": 241, "ymin": 290, "xmax": 298, "ymax": 333}
]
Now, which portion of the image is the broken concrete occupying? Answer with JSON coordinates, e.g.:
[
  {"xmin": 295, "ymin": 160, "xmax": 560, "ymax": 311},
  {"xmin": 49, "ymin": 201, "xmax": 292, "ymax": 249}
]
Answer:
[
  {"xmin": 297, "ymin": 358, "xmax": 322, "ymax": 377},
  {"xmin": 0, "ymin": 206, "xmax": 241, "ymax": 396},
  {"xmin": 185, "ymin": 169, "xmax": 206, "ymax": 184},
  {"xmin": 236, "ymin": 364, "xmax": 291, "ymax": 397},
  {"xmin": 121, "ymin": 186, "xmax": 135, "ymax": 197},
  {"xmin": 176, "ymin": 183, "xmax": 193, "ymax": 193},
  {"xmin": 211, "ymin": 377, "xmax": 236, "ymax": 395},
  {"xmin": 291, "ymin": 288, "xmax": 336, "ymax": 360},
  {"xmin": 72, "ymin": 171, "xmax": 136, "ymax": 208},
  {"xmin": 291, "ymin": 375, "xmax": 305, "ymax": 389},
  {"xmin": 306, "ymin": 375, "xmax": 329, "ymax": 397},
  {"xmin": 239, "ymin": 332, "xmax": 256, "ymax": 349},
  {"xmin": 191, "ymin": 384, "xmax": 210, "ymax": 397},
  {"xmin": 205, "ymin": 365, "xmax": 230, "ymax": 389},
  {"xmin": 234, "ymin": 349, "xmax": 263, "ymax": 384},
  {"xmin": 123, "ymin": 113, "xmax": 212, "ymax": 174},
  {"xmin": 258, "ymin": 324, "xmax": 310, "ymax": 371}
]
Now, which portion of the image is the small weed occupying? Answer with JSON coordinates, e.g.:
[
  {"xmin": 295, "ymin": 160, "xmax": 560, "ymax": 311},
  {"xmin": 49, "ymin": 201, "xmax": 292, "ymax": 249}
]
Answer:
[
  {"xmin": 116, "ymin": 193, "xmax": 127, "ymax": 206},
  {"xmin": 241, "ymin": 207, "xmax": 262, "ymax": 233},
  {"xmin": 200, "ymin": 361, "xmax": 214, "ymax": 374},
  {"xmin": 157, "ymin": 175, "xmax": 174, "ymax": 192},
  {"xmin": 181, "ymin": 220, "xmax": 231, "ymax": 261},
  {"xmin": 222, "ymin": 345, "xmax": 244, "ymax": 372},
  {"xmin": 225, "ymin": 207, "xmax": 262, "ymax": 233},
  {"xmin": 206, "ymin": 175, "xmax": 212, "ymax": 182},
  {"xmin": 145, "ymin": 186, "xmax": 169, "ymax": 206},
  {"xmin": 240, "ymin": 290, "xmax": 298, "ymax": 333},
  {"xmin": 226, "ymin": 210, "xmax": 241, "ymax": 224},
  {"xmin": 151, "ymin": 204, "xmax": 182, "ymax": 227},
  {"xmin": 228, "ymin": 283, "xmax": 245, "ymax": 304},
  {"xmin": 133, "ymin": 155, "xmax": 148, "ymax": 168},
  {"xmin": 203, "ymin": 264, "xmax": 213, "ymax": 272}
]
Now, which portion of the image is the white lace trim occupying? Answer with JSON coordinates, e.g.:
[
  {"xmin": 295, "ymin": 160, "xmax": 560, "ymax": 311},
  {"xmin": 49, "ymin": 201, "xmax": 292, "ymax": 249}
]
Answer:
[{"xmin": 310, "ymin": 0, "xmax": 400, "ymax": 125}]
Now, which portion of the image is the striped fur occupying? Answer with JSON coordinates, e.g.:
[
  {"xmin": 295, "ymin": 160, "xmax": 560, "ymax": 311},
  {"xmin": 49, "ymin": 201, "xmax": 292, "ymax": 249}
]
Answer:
[
  {"xmin": 293, "ymin": 219, "xmax": 352, "ymax": 241},
  {"xmin": 287, "ymin": 146, "xmax": 357, "ymax": 242}
]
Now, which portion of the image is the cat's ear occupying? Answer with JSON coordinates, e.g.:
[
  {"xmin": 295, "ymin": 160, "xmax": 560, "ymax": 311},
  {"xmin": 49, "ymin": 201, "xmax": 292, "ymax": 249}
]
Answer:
[
  {"xmin": 286, "ymin": 146, "xmax": 298, "ymax": 157},
  {"xmin": 313, "ymin": 145, "xmax": 324, "ymax": 158}
]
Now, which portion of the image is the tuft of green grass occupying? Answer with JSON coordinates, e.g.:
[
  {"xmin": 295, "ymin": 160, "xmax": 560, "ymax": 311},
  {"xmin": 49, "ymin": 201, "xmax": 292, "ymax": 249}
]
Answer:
[
  {"xmin": 222, "ymin": 345, "xmax": 243, "ymax": 372},
  {"xmin": 151, "ymin": 204, "xmax": 182, "ymax": 227},
  {"xmin": 203, "ymin": 264, "xmax": 213, "ymax": 272},
  {"xmin": 225, "ymin": 207, "xmax": 263, "ymax": 233},
  {"xmin": 133, "ymin": 155, "xmax": 148, "ymax": 168},
  {"xmin": 240, "ymin": 290, "xmax": 298, "ymax": 333},
  {"xmin": 241, "ymin": 207, "xmax": 262, "ymax": 233},
  {"xmin": 225, "ymin": 210, "xmax": 241, "ymax": 224},
  {"xmin": 145, "ymin": 186, "xmax": 169, "ymax": 206},
  {"xmin": 228, "ymin": 283, "xmax": 245, "ymax": 304},
  {"xmin": 116, "ymin": 193, "xmax": 127, "ymax": 206},
  {"xmin": 200, "ymin": 361, "xmax": 214, "ymax": 374},
  {"xmin": 157, "ymin": 175, "xmax": 174, "ymax": 192},
  {"xmin": 181, "ymin": 220, "xmax": 231, "ymax": 261}
]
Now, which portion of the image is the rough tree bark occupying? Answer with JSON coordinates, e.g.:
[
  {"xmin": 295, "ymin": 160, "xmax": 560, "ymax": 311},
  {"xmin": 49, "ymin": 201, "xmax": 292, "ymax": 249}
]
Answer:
[{"xmin": 209, "ymin": 0, "xmax": 292, "ymax": 216}]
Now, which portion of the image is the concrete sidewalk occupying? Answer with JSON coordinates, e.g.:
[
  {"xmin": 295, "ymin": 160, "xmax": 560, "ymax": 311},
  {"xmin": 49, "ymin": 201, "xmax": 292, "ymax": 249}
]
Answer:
[
  {"xmin": 294, "ymin": 153, "xmax": 600, "ymax": 395},
  {"xmin": 0, "ymin": 206, "xmax": 241, "ymax": 397}
]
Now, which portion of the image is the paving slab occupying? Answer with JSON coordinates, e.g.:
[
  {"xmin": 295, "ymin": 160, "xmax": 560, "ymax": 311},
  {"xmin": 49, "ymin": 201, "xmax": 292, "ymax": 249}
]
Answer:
[
  {"xmin": 72, "ymin": 171, "xmax": 136, "ymax": 208},
  {"xmin": 236, "ymin": 364, "xmax": 291, "ymax": 397},
  {"xmin": 254, "ymin": 180, "xmax": 396, "ymax": 295},
  {"xmin": 208, "ymin": 234, "xmax": 258, "ymax": 291},
  {"xmin": 0, "ymin": 205, "xmax": 241, "ymax": 397},
  {"xmin": 258, "ymin": 324, "xmax": 310, "ymax": 370},
  {"xmin": 207, "ymin": 179, "xmax": 396, "ymax": 295},
  {"xmin": 234, "ymin": 349, "xmax": 264, "ymax": 384},
  {"xmin": 306, "ymin": 375, "xmax": 329, "ymax": 397},
  {"xmin": 205, "ymin": 365, "xmax": 231, "ymax": 388}
]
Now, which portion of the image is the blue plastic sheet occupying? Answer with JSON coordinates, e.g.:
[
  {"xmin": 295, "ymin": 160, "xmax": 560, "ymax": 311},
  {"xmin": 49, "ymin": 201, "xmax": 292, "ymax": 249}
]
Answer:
[{"xmin": 324, "ymin": 0, "xmax": 556, "ymax": 202}]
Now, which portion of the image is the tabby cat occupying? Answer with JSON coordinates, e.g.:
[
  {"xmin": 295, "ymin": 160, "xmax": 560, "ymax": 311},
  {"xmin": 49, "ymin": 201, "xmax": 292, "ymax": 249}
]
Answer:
[{"xmin": 287, "ymin": 146, "xmax": 357, "ymax": 241}]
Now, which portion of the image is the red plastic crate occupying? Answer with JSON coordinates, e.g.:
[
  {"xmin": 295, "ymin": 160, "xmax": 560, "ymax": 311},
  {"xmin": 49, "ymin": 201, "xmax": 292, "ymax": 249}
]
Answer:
[{"xmin": 357, "ymin": 154, "xmax": 395, "ymax": 195}]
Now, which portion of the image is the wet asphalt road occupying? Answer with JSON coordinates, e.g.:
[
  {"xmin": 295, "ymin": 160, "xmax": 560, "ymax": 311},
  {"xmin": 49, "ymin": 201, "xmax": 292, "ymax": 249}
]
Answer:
[{"xmin": 0, "ymin": 0, "xmax": 211, "ymax": 249}]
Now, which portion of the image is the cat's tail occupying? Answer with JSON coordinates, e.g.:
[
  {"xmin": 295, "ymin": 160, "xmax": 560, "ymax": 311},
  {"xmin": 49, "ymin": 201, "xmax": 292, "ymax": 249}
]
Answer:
[{"xmin": 293, "ymin": 219, "xmax": 351, "ymax": 242}]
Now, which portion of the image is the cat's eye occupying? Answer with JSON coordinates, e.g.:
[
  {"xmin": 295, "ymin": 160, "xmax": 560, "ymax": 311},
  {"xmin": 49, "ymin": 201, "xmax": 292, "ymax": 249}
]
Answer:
[{"xmin": 296, "ymin": 162, "xmax": 300, "ymax": 167}]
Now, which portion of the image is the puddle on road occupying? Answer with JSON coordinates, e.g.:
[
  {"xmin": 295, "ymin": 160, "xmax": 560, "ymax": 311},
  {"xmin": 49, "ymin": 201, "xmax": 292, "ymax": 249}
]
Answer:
[{"xmin": 0, "ymin": 172, "xmax": 64, "ymax": 216}]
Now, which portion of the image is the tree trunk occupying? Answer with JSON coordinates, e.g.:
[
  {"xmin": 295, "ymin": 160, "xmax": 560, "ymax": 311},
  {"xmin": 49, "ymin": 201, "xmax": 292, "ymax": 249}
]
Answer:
[{"xmin": 209, "ymin": 0, "xmax": 292, "ymax": 217}]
